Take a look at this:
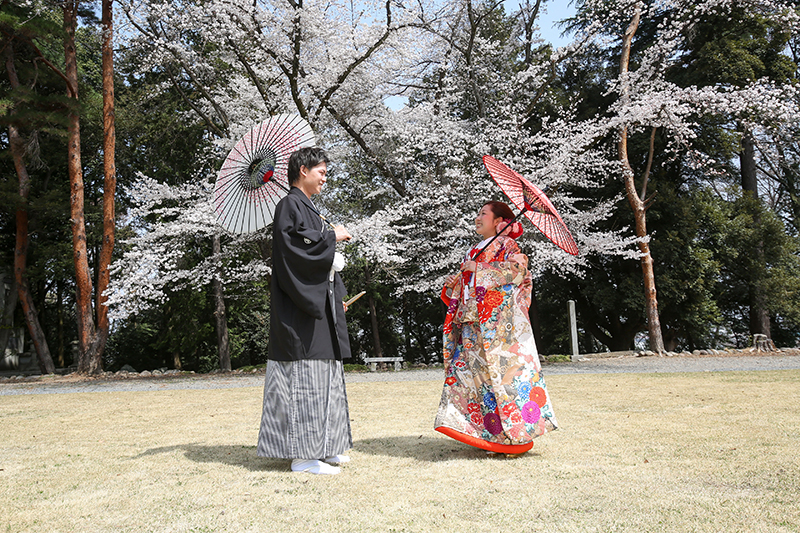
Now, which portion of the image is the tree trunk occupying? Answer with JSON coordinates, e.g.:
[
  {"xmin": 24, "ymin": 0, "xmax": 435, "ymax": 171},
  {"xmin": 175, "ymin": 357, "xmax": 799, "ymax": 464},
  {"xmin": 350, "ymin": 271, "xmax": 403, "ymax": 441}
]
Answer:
[
  {"xmin": 740, "ymin": 130, "xmax": 759, "ymax": 193},
  {"xmin": 403, "ymin": 294, "xmax": 412, "ymax": 361},
  {"xmin": 65, "ymin": 0, "xmax": 101, "ymax": 374},
  {"xmin": 740, "ymin": 129, "xmax": 771, "ymax": 337},
  {"xmin": 212, "ymin": 235, "xmax": 231, "ymax": 371},
  {"xmin": 363, "ymin": 264, "xmax": 384, "ymax": 358},
  {"xmin": 521, "ymin": 0, "xmax": 544, "ymax": 67},
  {"xmin": 618, "ymin": 4, "xmax": 665, "ymax": 353},
  {"xmin": 464, "ymin": 0, "xmax": 486, "ymax": 118},
  {"xmin": 93, "ymin": 0, "xmax": 117, "ymax": 363},
  {"xmin": 56, "ymin": 282, "xmax": 65, "ymax": 367},
  {"xmin": 4, "ymin": 45, "xmax": 56, "ymax": 374},
  {"xmin": 12, "ymin": 149, "xmax": 55, "ymax": 374},
  {"xmin": 0, "ymin": 276, "xmax": 18, "ymax": 357}
]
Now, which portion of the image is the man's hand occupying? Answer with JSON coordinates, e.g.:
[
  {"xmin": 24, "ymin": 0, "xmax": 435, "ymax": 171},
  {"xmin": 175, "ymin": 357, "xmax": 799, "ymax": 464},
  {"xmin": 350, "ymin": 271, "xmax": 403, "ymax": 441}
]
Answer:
[{"xmin": 334, "ymin": 225, "xmax": 351, "ymax": 242}]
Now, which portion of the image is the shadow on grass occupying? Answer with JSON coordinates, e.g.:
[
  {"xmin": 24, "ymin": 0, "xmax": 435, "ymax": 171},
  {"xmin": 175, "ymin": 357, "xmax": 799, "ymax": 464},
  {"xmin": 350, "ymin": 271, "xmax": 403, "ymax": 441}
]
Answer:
[
  {"xmin": 133, "ymin": 444, "xmax": 288, "ymax": 472},
  {"xmin": 353, "ymin": 435, "xmax": 542, "ymax": 462},
  {"xmin": 134, "ymin": 437, "xmax": 542, "ymax": 469}
]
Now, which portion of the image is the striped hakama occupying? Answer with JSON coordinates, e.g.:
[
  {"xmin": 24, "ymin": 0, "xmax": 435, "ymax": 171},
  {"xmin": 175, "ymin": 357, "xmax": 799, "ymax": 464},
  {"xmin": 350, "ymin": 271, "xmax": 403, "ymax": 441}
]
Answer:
[{"xmin": 257, "ymin": 359, "xmax": 352, "ymax": 460}]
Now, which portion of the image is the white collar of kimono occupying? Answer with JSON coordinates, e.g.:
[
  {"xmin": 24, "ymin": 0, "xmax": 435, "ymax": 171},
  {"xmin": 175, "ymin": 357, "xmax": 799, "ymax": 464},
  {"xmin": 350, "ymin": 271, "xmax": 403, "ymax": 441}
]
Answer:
[{"xmin": 465, "ymin": 236, "xmax": 494, "ymax": 261}]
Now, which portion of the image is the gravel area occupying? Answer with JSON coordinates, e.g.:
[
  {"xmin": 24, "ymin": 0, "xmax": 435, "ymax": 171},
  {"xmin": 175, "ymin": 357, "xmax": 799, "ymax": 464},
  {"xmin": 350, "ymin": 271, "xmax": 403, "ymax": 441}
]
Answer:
[{"xmin": 2, "ymin": 351, "xmax": 800, "ymax": 396}]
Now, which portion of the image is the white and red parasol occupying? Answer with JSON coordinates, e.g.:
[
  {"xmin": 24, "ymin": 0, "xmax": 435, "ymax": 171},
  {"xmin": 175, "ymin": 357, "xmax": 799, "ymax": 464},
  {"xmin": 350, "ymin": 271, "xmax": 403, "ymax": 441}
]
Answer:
[
  {"xmin": 214, "ymin": 114, "xmax": 315, "ymax": 233},
  {"xmin": 482, "ymin": 155, "xmax": 578, "ymax": 256}
]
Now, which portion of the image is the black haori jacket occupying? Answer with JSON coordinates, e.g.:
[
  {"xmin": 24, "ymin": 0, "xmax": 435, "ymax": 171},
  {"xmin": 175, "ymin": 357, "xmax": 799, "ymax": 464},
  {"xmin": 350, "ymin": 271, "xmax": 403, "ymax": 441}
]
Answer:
[{"xmin": 269, "ymin": 187, "xmax": 351, "ymax": 361}]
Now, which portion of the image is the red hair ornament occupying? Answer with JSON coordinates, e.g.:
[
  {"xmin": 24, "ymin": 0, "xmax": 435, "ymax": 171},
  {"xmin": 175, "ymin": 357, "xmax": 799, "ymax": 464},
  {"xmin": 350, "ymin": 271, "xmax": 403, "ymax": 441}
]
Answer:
[{"xmin": 496, "ymin": 219, "xmax": 523, "ymax": 239}]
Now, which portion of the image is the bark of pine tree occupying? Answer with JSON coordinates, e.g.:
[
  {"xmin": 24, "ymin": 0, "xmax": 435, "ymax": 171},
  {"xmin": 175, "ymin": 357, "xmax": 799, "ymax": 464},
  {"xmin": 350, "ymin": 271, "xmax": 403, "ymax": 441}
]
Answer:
[
  {"xmin": 94, "ymin": 0, "xmax": 117, "ymax": 363},
  {"xmin": 4, "ymin": 44, "xmax": 56, "ymax": 374},
  {"xmin": 64, "ymin": 0, "xmax": 102, "ymax": 374}
]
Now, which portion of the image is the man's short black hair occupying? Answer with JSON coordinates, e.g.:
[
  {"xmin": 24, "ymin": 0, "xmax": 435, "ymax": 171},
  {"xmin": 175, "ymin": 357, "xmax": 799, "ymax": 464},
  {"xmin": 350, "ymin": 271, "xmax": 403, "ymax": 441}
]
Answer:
[{"xmin": 287, "ymin": 147, "xmax": 329, "ymax": 186}]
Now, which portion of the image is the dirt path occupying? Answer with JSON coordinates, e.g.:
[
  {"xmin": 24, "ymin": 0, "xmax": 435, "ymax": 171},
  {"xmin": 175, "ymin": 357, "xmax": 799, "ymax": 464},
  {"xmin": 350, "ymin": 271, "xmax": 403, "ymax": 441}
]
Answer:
[{"xmin": 2, "ymin": 350, "xmax": 799, "ymax": 396}]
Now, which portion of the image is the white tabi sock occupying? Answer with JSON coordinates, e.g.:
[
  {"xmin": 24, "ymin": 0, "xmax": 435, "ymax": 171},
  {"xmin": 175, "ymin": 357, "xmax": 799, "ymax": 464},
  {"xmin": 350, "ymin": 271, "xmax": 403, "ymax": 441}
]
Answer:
[{"xmin": 291, "ymin": 459, "xmax": 341, "ymax": 475}]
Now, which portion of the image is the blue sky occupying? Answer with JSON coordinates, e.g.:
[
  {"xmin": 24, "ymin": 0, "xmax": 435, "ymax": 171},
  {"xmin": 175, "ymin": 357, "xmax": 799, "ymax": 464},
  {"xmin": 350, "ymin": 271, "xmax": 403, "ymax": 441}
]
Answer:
[{"xmin": 533, "ymin": 1, "xmax": 576, "ymax": 47}]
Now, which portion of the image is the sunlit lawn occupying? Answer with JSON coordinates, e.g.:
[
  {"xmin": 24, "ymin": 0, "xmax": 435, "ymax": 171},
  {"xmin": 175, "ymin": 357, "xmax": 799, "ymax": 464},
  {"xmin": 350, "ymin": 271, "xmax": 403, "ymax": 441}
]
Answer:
[{"xmin": 2, "ymin": 370, "xmax": 799, "ymax": 532}]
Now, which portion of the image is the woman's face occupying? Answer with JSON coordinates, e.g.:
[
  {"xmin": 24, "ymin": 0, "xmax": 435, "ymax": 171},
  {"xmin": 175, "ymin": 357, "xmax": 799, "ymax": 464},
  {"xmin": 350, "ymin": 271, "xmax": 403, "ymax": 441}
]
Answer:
[{"xmin": 475, "ymin": 205, "xmax": 501, "ymax": 239}]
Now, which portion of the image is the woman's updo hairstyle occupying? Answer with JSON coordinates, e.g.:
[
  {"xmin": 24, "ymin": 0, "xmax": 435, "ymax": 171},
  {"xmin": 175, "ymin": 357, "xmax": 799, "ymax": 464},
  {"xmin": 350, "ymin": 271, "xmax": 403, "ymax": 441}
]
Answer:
[
  {"xmin": 484, "ymin": 201, "xmax": 514, "ymax": 220},
  {"xmin": 483, "ymin": 201, "xmax": 523, "ymax": 239}
]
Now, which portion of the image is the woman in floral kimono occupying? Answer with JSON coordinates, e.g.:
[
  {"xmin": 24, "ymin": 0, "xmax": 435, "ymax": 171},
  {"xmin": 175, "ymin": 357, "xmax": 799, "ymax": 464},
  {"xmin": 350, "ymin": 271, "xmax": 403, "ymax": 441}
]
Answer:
[{"xmin": 434, "ymin": 201, "xmax": 558, "ymax": 454}]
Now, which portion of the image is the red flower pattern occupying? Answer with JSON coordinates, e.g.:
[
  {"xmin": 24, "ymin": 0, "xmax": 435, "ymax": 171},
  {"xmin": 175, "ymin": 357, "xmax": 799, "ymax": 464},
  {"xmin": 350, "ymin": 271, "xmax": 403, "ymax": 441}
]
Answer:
[
  {"xmin": 530, "ymin": 387, "xmax": 547, "ymax": 407},
  {"xmin": 483, "ymin": 290, "xmax": 504, "ymax": 309}
]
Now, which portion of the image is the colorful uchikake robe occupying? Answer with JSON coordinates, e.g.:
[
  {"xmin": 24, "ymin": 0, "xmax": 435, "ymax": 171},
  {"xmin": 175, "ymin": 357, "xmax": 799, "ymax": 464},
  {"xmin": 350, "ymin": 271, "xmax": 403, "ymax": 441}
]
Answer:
[{"xmin": 434, "ymin": 235, "xmax": 558, "ymax": 453}]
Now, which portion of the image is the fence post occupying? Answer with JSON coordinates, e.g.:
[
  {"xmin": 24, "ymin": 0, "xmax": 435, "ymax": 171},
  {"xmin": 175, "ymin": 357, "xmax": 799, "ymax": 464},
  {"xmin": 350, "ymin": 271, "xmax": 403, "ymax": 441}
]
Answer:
[{"xmin": 568, "ymin": 300, "xmax": 579, "ymax": 361}]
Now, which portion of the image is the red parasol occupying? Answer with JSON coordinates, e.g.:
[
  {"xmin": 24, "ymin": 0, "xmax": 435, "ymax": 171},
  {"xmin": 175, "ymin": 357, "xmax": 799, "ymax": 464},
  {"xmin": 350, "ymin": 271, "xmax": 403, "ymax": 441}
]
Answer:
[
  {"xmin": 214, "ymin": 114, "xmax": 315, "ymax": 233},
  {"xmin": 482, "ymin": 155, "xmax": 578, "ymax": 256}
]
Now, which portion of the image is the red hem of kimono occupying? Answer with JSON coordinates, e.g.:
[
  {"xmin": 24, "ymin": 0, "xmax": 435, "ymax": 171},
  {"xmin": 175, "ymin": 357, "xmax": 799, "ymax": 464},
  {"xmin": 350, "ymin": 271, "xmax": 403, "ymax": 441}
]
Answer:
[{"xmin": 435, "ymin": 426, "xmax": 533, "ymax": 454}]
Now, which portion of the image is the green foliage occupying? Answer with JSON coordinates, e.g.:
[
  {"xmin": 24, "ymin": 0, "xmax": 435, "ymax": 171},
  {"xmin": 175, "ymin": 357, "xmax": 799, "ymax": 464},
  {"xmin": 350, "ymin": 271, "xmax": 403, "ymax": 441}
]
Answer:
[
  {"xmin": 224, "ymin": 279, "xmax": 272, "ymax": 368},
  {"xmin": 648, "ymin": 185, "xmax": 723, "ymax": 350},
  {"xmin": 0, "ymin": 0, "xmax": 112, "ymax": 368},
  {"xmin": 105, "ymin": 287, "xmax": 215, "ymax": 372},
  {"xmin": 340, "ymin": 254, "xmax": 403, "ymax": 362},
  {"xmin": 700, "ymin": 191, "xmax": 800, "ymax": 347},
  {"xmin": 672, "ymin": 7, "xmax": 796, "ymax": 88},
  {"xmin": 342, "ymin": 363, "xmax": 369, "ymax": 372}
]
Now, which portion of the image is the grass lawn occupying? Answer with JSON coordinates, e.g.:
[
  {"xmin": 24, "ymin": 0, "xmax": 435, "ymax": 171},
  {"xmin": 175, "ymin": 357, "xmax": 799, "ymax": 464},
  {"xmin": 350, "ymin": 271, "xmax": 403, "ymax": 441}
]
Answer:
[{"xmin": 2, "ymin": 370, "xmax": 799, "ymax": 532}]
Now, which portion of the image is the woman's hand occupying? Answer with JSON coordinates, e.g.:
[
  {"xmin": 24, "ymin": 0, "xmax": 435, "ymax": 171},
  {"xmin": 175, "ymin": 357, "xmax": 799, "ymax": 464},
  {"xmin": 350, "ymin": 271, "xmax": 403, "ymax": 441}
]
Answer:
[
  {"xmin": 444, "ymin": 273, "xmax": 459, "ymax": 287},
  {"xmin": 460, "ymin": 261, "xmax": 477, "ymax": 273},
  {"xmin": 511, "ymin": 253, "xmax": 528, "ymax": 268}
]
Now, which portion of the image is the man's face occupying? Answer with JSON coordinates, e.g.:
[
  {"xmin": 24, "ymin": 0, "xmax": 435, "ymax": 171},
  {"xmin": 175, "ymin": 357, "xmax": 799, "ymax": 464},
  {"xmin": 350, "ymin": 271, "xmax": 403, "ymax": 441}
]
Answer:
[{"xmin": 297, "ymin": 161, "xmax": 327, "ymax": 197}]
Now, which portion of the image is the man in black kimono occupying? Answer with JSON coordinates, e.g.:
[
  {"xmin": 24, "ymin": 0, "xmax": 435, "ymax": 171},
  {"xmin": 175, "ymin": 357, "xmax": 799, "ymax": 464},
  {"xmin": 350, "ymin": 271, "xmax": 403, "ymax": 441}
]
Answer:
[{"xmin": 257, "ymin": 147, "xmax": 353, "ymax": 475}]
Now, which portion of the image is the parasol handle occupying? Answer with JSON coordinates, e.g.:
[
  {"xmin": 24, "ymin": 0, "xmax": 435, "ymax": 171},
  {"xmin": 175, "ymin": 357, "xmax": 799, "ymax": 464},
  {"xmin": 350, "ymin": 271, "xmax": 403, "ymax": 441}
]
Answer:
[
  {"xmin": 473, "ymin": 207, "xmax": 528, "ymax": 261},
  {"xmin": 344, "ymin": 291, "xmax": 366, "ymax": 307}
]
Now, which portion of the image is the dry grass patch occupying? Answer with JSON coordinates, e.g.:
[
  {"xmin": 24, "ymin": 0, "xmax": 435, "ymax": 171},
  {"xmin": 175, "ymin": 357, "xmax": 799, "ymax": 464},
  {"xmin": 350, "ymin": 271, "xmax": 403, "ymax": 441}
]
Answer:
[{"xmin": 1, "ymin": 370, "xmax": 799, "ymax": 532}]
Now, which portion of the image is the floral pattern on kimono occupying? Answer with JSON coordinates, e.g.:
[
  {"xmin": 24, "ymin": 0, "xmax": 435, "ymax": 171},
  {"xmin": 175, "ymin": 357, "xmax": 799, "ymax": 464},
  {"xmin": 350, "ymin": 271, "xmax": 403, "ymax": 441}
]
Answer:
[{"xmin": 435, "ymin": 235, "xmax": 558, "ymax": 449}]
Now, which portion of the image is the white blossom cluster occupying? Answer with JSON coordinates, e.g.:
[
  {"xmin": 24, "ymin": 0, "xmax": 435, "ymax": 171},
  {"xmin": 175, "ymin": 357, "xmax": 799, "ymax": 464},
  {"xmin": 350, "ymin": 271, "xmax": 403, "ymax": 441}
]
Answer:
[
  {"xmin": 105, "ymin": 174, "xmax": 272, "ymax": 320},
  {"xmin": 111, "ymin": 0, "xmax": 799, "ymax": 310}
]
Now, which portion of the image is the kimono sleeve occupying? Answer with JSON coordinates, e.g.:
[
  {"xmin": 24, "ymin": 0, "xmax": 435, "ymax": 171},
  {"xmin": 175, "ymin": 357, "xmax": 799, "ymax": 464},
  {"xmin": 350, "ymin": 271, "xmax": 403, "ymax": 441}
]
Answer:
[{"xmin": 272, "ymin": 195, "xmax": 336, "ymax": 320}]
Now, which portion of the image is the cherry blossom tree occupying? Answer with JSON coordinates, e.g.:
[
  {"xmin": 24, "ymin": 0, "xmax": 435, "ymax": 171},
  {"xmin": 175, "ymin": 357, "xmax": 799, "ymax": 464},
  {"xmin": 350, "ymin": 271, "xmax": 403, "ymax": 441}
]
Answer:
[
  {"xmin": 112, "ymin": 0, "xmax": 437, "ymax": 362},
  {"xmin": 351, "ymin": 0, "xmax": 640, "ymax": 292},
  {"xmin": 110, "ymin": 0, "xmax": 800, "ymax": 358}
]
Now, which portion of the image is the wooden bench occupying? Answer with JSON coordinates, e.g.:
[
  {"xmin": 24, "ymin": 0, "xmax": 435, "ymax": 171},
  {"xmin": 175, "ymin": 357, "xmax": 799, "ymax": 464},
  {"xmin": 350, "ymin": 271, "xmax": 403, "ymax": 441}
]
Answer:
[{"xmin": 363, "ymin": 357, "xmax": 404, "ymax": 372}]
